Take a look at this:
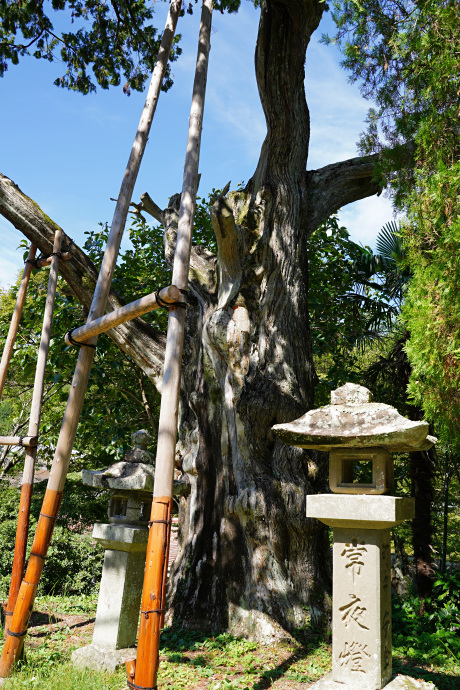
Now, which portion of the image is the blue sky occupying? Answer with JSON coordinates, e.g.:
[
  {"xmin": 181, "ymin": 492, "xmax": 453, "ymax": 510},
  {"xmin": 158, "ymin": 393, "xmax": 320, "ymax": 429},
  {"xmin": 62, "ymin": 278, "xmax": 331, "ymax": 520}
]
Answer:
[{"xmin": 0, "ymin": 2, "xmax": 394, "ymax": 288}]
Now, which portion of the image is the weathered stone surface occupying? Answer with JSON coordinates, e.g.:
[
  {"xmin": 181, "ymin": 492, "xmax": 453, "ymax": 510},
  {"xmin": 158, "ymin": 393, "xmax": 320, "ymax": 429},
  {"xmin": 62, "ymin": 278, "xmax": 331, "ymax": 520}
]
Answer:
[
  {"xmin": 131, "ymin": 429, "xmax": 152, "ymax": 448},
  {"xmin": 92, "ymin": 523, "xmax": 149, "ymax": 552},
  {"xmin": 91, "ymin": 530, "xmax": 147, "ymax": 649},
  {"xmin": 272, "ymin": 401, "xmax": 434, "ymax": 452},
  {"xmin": 331, "ymin": 383, "xmax": 372, "ymax": 405},
  {"xmin": 123, "ymin": 446, "xmax": 155, "ymax": 464},
  {"xmin": 82, "ymin": 461, "xmax": 155, "ymax": 491},
  {"xmin": 71, "ymin": 523, "xmax": 148, "ymax": 672},
  {"xmin": 82, "ymin": 463, "xmax": 189, "ymax": 497},
  {"xmin": 108, "ymin": 490, "xmax": 151, "ymax": 526},
  {"xmin": 123, "ymin": 429, "xmax": 155, "ymax": 464},
  {"xmin": 308, "ymin": 674, "xmax": 437, "ymax": 689},
  {"xmin": 306, "ymin": 494, "xmax": 415, "ymax": 529},
  {"xmin": 72, "ymin": 644, "xmax": 137, "ymax": 672},
  {"xmin": 332, "ymin": 527, "xmax": 392, "ymax": 688}
]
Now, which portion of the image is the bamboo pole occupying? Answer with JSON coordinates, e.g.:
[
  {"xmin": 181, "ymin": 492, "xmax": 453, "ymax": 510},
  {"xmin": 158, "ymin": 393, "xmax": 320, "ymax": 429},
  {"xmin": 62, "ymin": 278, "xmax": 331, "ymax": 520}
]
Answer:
[
  {"xmin": 0, "ymin": 2, "xmax": 182, "ymax": 680},
  {"xmin": 131, "ymin": 2, "xmax": 213, "ymax": 687},
  {"xmin": 0, "ymin": 244, "xmax": 37, "ymax": 400},
  {"xmin": 4, "ymin": 229, "xmax": 62, "ymax": 636},
  {"xmin": 0, "ymin": 437, "xmax": 38, "ymax": 447},
  {"xmin": 64, "ymin": 285, "xmax": 180, "ymax": 345}
]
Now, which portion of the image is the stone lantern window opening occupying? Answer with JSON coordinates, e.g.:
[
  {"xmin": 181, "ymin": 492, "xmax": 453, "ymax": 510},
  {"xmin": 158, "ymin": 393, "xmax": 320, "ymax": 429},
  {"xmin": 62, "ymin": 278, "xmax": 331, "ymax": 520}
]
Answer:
[
  {"xmin": 109, "ymin": 495, "xmax": 128, "ymax": 520},
  {"xmin": 330, "ymin": 448, "xmax": 394, "ymax": 495}
]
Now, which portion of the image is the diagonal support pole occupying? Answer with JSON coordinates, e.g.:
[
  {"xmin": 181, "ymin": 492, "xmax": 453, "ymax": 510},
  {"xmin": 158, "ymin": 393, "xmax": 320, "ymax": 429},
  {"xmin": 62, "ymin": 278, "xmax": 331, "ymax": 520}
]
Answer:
[
  {"xmin": 4, "ymin": 229, "xmax": 62, "ymax": 637},
  {"xmin": 0, "ymin": 0, "xmax": 182, "ymax": 680},
  {"xmin": 129, "ymin": 2, "xmax": 213, "ymax": 688},
  {"xmin": 0, "ymin": 243, "xmax": 37, "ymax": 400}
]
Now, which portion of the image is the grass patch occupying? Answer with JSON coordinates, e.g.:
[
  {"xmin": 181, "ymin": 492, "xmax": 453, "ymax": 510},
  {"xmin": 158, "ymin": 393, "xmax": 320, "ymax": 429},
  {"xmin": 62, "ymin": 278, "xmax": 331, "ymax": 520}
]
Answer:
[
  {"xmin": 4, "ymin": 664, "xmax": 125, "ymax": 690},
  {"xmin": 1, "ymin": 586, "xmax": 460, "ymax": 689},
  {"xmin": 1, "ymin": 611, "xmax": 331, "ymax": 689}
]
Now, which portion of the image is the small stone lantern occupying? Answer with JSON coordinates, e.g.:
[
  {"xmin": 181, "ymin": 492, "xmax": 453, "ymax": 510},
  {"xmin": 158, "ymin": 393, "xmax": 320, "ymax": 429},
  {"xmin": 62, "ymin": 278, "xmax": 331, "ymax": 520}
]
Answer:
[
  {"xmin": 273, "ymin": 383, "xmax": 436, "ymax": 690},
  {"xmin": 72, "ymin": 430, "xmax": 188, "ymax": 672}
]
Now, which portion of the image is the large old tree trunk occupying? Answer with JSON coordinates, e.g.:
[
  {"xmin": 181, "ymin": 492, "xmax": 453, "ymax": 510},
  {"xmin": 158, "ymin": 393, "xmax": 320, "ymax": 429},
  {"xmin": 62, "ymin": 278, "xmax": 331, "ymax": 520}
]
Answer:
[
  {"xmin": 164, "ymin": 0, "xmax": 382, "ymax": 640},
  {"xmin": 0, "ymin": 0, "xmax": 384, "ymax": 641}
]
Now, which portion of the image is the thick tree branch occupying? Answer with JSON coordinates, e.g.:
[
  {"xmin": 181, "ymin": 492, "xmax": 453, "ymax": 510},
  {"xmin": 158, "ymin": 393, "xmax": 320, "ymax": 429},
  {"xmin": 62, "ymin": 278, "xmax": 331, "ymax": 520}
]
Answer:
[
  {"xmin": 250, "ymin": 0, "xmax": 324, "ymax": 190},
  {"xmin": 139, "ymin": 192, "xmax": 164, "ymax": 223},
  {"xmin": 0, "ymin": 173, "xmax": 166, "ymax": 386},
  {"xmin": 211, "ymin": 195, "xmax": 242, "ymax": 308},
  {"xmin": 304, "ymin": 153, "xmax": 384, "ymax": 231}
]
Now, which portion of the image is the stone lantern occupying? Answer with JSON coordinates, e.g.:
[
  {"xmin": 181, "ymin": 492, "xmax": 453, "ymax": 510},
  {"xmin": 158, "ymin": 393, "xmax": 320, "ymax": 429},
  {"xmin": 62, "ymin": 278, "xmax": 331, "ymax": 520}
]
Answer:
[
  {"xmin": 72, "ymin": 430, "xmax": 188, "ymax": 672},
  {"xmin": 272, "ymin": 383, "xmax": 436, "ymax": 690}
]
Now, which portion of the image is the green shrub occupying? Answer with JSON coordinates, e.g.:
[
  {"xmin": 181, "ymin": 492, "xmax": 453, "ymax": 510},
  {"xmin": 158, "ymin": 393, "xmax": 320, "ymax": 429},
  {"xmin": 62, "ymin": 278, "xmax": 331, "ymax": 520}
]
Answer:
[
  {"xmin": 0, "ymin": 476, "xmax": 107, "ymax": 598},
  {"xmin": 37, "ymin": 526, "xmax": 104, "ymax": 596},
  {"xmin": 393, "ymin": 570, "xmax": 460, "ymax": 666}
]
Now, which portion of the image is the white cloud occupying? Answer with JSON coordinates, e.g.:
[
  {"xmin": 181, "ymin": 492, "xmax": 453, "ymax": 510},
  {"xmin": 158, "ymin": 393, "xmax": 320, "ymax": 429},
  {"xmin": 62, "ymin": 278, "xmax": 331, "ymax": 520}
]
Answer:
[
  {"xmin": 338, "ymin": 195, "xmax": 398, "ymax": 249},
  {"xmin": 0, "ymin": 222, "xmax": 24, "ymax": 288},
  {"xmin": 306, "ymin": 39, "xmax": 370, "ymax": 170}
]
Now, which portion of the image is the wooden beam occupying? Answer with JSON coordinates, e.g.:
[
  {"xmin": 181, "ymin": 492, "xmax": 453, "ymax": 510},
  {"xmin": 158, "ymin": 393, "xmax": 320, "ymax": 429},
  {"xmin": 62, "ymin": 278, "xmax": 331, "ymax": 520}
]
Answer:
[
  {"xmin": 64, "ymin": 285, "xmax": 181, "ymax": 345},
  {"xmin": 132, "ymin": 1, "xmax": 213, "ymax": 687},
  {"xmin": 0, "ymin": 436, "xmax": 38, "ymax": 447},
  {"xmin": 5, "ymin": 228, "xmax": 62, "ymax": 637}
]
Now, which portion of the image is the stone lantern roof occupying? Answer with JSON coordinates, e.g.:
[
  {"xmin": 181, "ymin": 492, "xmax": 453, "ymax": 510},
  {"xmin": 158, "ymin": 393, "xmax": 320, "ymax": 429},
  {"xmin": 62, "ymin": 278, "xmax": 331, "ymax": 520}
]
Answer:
[
  {"xmin": 82, "ymin": 429, "xmax": 155, "ymax": 492},
  {"xmin": 82, "ymin": 428, "xmax": 189, "ymax": 497},
  {"xmin": 272, "ymin": 382, "xmax": 436, "ymax": 452}
]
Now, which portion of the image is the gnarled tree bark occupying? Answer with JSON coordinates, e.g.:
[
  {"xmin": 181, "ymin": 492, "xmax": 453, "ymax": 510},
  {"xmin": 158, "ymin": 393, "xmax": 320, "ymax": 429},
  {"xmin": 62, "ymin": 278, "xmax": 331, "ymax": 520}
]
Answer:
[{"xmin": 165, "ymin": 0, "xmax": 385, "ymax": 640}]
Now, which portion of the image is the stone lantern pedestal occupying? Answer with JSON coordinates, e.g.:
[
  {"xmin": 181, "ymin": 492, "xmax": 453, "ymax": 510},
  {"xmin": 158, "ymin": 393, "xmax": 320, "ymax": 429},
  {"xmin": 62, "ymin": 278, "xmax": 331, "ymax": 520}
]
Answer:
[
  {"xmin": 89, "ymin": 523, "xmax": 149, "ymax": 652},
  {"xmin": 308, "ymin": 495, "xmax": 413, "ymax": 689},
  {"xmin": 72, "ymin": 430, "xmax": 188, "ymax": 672},
  {"xmin": 273, "ymin": 383, "xmax": 437, "ymax": 690}
]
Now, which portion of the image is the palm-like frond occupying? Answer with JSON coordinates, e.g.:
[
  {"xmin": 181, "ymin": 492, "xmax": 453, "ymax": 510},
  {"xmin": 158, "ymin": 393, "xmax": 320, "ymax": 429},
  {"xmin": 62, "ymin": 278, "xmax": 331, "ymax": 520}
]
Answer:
[
  {"xmin": 364, "ymin": 334, "xmax": 411, "ymax": 389},
  {"xmin": 352, "ymin": 220, "xmax": 410, "ymax": 307},
  {"xmin": 375, "ymin": 220, "xmax": 405, "ymax": 265}
]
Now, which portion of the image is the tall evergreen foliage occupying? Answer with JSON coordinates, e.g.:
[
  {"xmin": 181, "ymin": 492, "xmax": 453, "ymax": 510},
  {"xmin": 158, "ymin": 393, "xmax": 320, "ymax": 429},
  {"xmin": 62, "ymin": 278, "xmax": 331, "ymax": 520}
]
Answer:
[
  {"xmin": 328, "ymin": 0, "xmax": 460, "ymax": 446},
  {"xmin": 0, "ymin": 0, "xmax": 245, "ymax": 94},
  {"xmin": 403, "ymin": 163, "xmax": 460, "ymax": 446}
]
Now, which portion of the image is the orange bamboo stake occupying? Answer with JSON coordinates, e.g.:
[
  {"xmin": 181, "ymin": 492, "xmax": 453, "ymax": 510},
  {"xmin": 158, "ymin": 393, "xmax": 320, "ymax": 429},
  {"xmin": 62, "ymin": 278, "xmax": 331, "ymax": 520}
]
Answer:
[
  {"xmin": 0, "ymin": 244, "xmax": 37, "ymax": 400},
  {"xmin": 0, "ymin": 2, "xmax": 182, "ymax": 680},
  {"xmin": 4, "ymin": 230, "xmax": 62, "ymax": 637},
  {"xmin": 130, "ymin": 2, "xmax": 213, "ymax": 687}
]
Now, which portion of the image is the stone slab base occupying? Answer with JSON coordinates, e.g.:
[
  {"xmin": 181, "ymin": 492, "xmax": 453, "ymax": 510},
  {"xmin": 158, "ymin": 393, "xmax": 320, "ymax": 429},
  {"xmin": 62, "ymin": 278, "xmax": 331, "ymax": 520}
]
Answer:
[
  {"xmin": 71, "ymin": 643, "xmax": 136, "ymax": 673},
  {"xmin": 308, "ymin": 673, "xmax": 437, "ymax": 690}
]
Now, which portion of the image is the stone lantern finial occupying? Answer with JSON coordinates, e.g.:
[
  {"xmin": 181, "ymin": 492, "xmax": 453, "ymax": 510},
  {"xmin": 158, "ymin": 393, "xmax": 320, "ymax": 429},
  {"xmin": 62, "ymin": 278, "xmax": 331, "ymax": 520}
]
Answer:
[
  {"xmin": 131, "ymin": 429, "xmax": 152, "ymax": 449},
  {"xmin": 330, "ymin": 383, "xmax": 371, "ymax": 405},
  {"xmin": 124, "ymin": 429, "xmax": 154, "ymax": 465}
]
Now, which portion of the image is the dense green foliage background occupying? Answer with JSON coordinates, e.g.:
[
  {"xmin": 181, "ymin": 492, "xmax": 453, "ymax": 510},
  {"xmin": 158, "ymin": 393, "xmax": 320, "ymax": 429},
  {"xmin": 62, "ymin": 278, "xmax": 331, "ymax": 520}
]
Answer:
[
  {"xmin": 0, "ymin": 476, "xmax": 106, "ymax": 598},
  {"xmin": 329, "ymin": 0, "xmax": 460, "ymax": 449}
]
